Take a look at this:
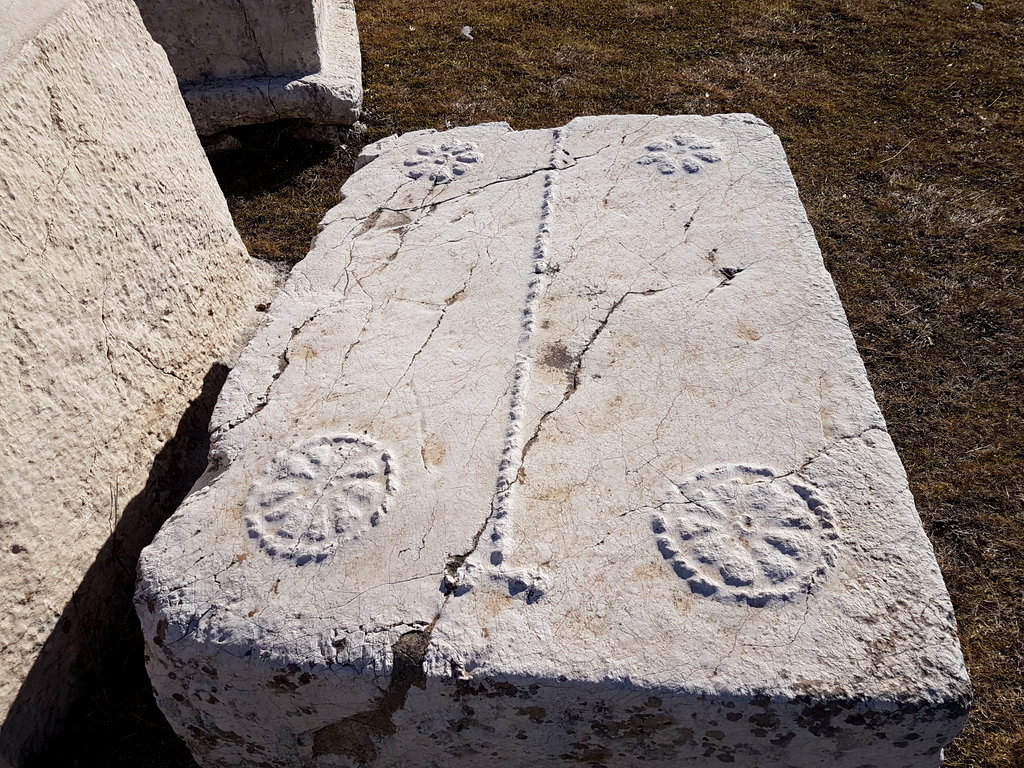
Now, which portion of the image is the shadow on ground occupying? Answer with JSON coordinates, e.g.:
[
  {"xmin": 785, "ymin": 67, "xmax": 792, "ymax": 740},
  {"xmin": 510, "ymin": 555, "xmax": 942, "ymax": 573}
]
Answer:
[{"xmin": 205, "ymin": 121, "xmax": 339, "ymax": 198}]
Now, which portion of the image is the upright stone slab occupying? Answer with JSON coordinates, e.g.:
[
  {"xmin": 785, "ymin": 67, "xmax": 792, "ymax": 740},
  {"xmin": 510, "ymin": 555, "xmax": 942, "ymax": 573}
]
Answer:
[
  {"xmin": 137, "ymin": 117, "xmax": 970, "ymax": 768},
  {"xmin": 134, "ymin": 0, "xmax": 361, "ymax": 134},
  {"xmin": 0, "ymin": 0, "xmax": 265, "ymax": 761}
]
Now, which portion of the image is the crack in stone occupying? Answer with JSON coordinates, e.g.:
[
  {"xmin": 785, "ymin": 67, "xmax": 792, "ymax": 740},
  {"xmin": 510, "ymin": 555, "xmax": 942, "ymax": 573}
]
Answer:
[
  {"xmin": 234, "ymin": 0, "xmax": 279, "ymax": 117},
  {"xmin": 98, "ymin": 272, "xmax": 118, "ymax": 379},
  {"xmin": 381, "ymin": 164, "xmax": 562, "ymax": 215},
  {"xmin": 10, "ymin": 134, "xmax": 97, "ymax": 263},
  {"xmin": 166, "ymin": 605, "xmax": 216, "ymax": 646},
  {"xmin": 711, "ymin": 609, "xmax": 751, "ymax": 678},
  {"xmin": 122, "ymin": 339, "xmax": 186, "ymax": 383},
  {"xmin": 369, "ymin": 272, "xmax": 473, "ymax": 429},
  {"xmin": 334, "ymin": 573, "xmax": 444, "ymax": 609},
  {"xmin": 381, "ymin": 140, "xmax": 604, "ymax": 217},
  {"xmin": 0, "ymin": 215, "xmax": 28, "ymax": 250},
  {"xmin": 221, "ymin": 310, "xmax": 322, "ymax": 431},
  {"xmin": 773, "ymin": 425, "xmax": 887, "ymax": 483},
  {"xmin": 517, "ymin": 286, "xmax": 675, "ymax": 486},
  {"xmin": 624, "ymin": 116, "xmax": 660, "ymax": 144},
  {"xmin": 698, "ymin": 264, "xmax": 747, "ymax": 302}
]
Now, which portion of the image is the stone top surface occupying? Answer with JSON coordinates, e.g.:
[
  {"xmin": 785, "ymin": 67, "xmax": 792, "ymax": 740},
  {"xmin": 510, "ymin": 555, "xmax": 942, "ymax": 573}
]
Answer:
[
  {"xmin": 0, "ymin": 0, "xmax": 68, "ymax": 69},
  {"xmin": 139, "ymin": 116, "xmax": 969, "ymax": 761}
]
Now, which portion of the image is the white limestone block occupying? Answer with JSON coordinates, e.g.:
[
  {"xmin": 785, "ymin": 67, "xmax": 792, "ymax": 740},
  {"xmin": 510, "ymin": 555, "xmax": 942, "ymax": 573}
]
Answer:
[
  {"xmin": 0, "ymin": 0, "xmax": 266, "ymax": 760},
  {"xmin": 135, "ymin": 0, "xmax": 362, "ymax": 134},
  {"xmin": 137, "ymin": 116, "xmax": 971, "ymax": 767}
]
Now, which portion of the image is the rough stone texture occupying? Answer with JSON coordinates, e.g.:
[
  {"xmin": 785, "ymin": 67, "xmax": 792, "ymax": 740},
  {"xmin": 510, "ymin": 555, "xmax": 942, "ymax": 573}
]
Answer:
[
  {"xmin": 0, "ymin": 0, "xmax": 266, "ymax": 761},
  {"xmin": 134, "ymin": 0, "xmax": 362, "ymax": 135},
  {"xmin": 137, "ymin": 116, "xmax": 971, "ymax": 768}
]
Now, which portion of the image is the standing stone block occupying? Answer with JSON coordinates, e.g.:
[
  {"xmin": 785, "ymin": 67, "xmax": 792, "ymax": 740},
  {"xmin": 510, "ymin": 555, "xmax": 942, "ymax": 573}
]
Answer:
[
  {"xmin": 137, "ymin": 116, "xmax": 971, "ymax": 768},
  {"xmin": 0, "ymin": 0, "xmax": 266, "ymax": 762},
  {"xmin": 134, "ymin": 0, "xmax": 362, "ymax": 134}
]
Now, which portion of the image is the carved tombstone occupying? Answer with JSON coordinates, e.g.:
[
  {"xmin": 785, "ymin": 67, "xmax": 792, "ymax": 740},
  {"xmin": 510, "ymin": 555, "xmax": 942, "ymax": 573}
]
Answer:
[
  {"xmin": 137, "ymin": 116, "xmax": 971, "ymax": 767},
  {"xmin": 0, "ymin": 0, "xmax": 265, "ymax": 762},
  {"xmin": 134, "ymin": 0, "xmax": 361, "ymax": 134}
]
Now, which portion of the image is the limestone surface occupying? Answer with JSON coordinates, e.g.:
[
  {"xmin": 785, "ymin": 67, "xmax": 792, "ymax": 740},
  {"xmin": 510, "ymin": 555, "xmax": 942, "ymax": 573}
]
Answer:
[
  {"xmin": 137, "ymin": 116, "xmax": 971, "ymax": 768},
  {"xmin": 135, "ymin": 0, "xmax": 362, "ymax": 134},
  {"xmin": 0, "ymin": 0, "xmax": 265, "ymax": 761}
]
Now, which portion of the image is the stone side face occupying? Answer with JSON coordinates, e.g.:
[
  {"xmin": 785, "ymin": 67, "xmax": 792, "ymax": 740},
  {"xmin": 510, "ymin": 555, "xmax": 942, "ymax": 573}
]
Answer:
[
  {"xmin": 137, "ymin": 117, "xmax": 971, "ymax": 768},
  {"xmin": 134, "ymin": 0, "xmax": 362, "ymax": 134},
  {"xmin": 134, "ymin": 0, "xmax": 320, "ymax": 83},
  {"xmin": 0, "ymin": 0, "xmax": 262, "ymax": 761}
]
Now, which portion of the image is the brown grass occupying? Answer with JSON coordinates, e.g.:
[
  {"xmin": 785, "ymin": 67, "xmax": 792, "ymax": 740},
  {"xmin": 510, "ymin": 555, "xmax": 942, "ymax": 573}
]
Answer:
[{"xmin": 39, "ymin": 0, "xmax": 1023, "ymax": 765}]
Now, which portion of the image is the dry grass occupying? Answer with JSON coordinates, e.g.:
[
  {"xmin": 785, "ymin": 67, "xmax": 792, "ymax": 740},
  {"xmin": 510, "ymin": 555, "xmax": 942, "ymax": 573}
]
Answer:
[{"xmin": 39, "ymin": 0, "xmax": 1023, "ymax": 765}]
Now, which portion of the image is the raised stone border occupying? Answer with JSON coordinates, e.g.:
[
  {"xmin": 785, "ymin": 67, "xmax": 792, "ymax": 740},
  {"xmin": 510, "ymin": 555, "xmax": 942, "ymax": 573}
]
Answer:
[{"xmin": 137, "ymin": 116, "xmax": 971, "ymax": 767}]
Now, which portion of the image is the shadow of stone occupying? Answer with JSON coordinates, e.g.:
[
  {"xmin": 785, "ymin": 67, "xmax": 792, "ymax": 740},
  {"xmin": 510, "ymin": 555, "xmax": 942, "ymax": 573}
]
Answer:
[
  {"xmin": 1, "ymin": 364, "xmax": 229, "ymax": 768},
  {"xmin": 205, "ymin": 119, "xmax": 337, "ymax": 198}
]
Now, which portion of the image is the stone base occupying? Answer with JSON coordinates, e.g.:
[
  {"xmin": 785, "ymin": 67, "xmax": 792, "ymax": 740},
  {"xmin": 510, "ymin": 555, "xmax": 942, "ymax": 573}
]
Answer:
[
  {"xmin": 137, "ymin": 116, "xmax": 970, "ymax": 768},
  {"xmin": 135, "ymin": 0, "xmax": 361, "ymax": 135},
  {"xmin": 182, "ymin": 71, "xmax": 360, "ymax": 136}
]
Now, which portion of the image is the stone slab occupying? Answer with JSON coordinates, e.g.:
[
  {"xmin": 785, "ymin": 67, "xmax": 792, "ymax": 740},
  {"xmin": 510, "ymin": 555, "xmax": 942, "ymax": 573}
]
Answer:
[
  {"xmin": 0, "ymin": 0, "xmax": 267, "ymax": 760},
  {"xmin": 137, "ymin": 116, "xmax": 971, "ymax": 767},
  {"xmin": 135, "ymin": 0, "xmax": 361, "ymax": 134}
]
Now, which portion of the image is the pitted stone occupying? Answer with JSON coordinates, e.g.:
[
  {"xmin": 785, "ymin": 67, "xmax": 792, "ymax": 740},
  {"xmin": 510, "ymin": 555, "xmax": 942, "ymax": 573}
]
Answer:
[
  {"xmin": 1, "ymin": 0, "xmax": 265, "ymax": 760},
  {"xmin": 137, "ymin": 116, "xmax": 971, "ymax": 768},
  {"xmin": 134, "ymin": 0, "xmax": 361, "ymax": 134}
]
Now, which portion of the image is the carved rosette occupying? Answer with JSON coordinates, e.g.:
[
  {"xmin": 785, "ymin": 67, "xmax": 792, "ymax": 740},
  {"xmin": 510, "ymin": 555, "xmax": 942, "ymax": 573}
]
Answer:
[
  {"xmin": 651, "ymin": 465, "xmax": 840, "ymax": 606},
  {"xmin": 637, "ymin": 135, "xmax": 722, "ymax": 175},
  {"xmin": 244, "ymin": 434, "xmax": 396, "ymax": 565},
  {"xmin": 404, "ymin": 141, "xmax": 482, "ymax": 184}
]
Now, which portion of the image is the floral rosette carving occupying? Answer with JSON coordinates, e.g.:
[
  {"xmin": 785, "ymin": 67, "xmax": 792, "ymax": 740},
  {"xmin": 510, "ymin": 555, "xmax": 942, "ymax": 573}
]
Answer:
[
  {"xmin": 404, "ymin": 141, "xmax": 482, "ymax": 184},
  {"xmin": 651, "ymin": 465, "xmax": 839, "ymax": 606},
  {"xmin": 637, "ymin": 135, "xmax": 722, "ymax": 175},
  {"xmin": 244, "ymin": 434, "xmax": 396, "ymax": 565}
]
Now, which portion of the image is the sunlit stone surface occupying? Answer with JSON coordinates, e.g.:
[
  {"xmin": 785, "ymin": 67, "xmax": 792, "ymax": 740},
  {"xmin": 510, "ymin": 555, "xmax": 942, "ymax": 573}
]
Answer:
[{"xmin": 137, "ymin": 116, "xmax": 971, "ymax": 768}]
